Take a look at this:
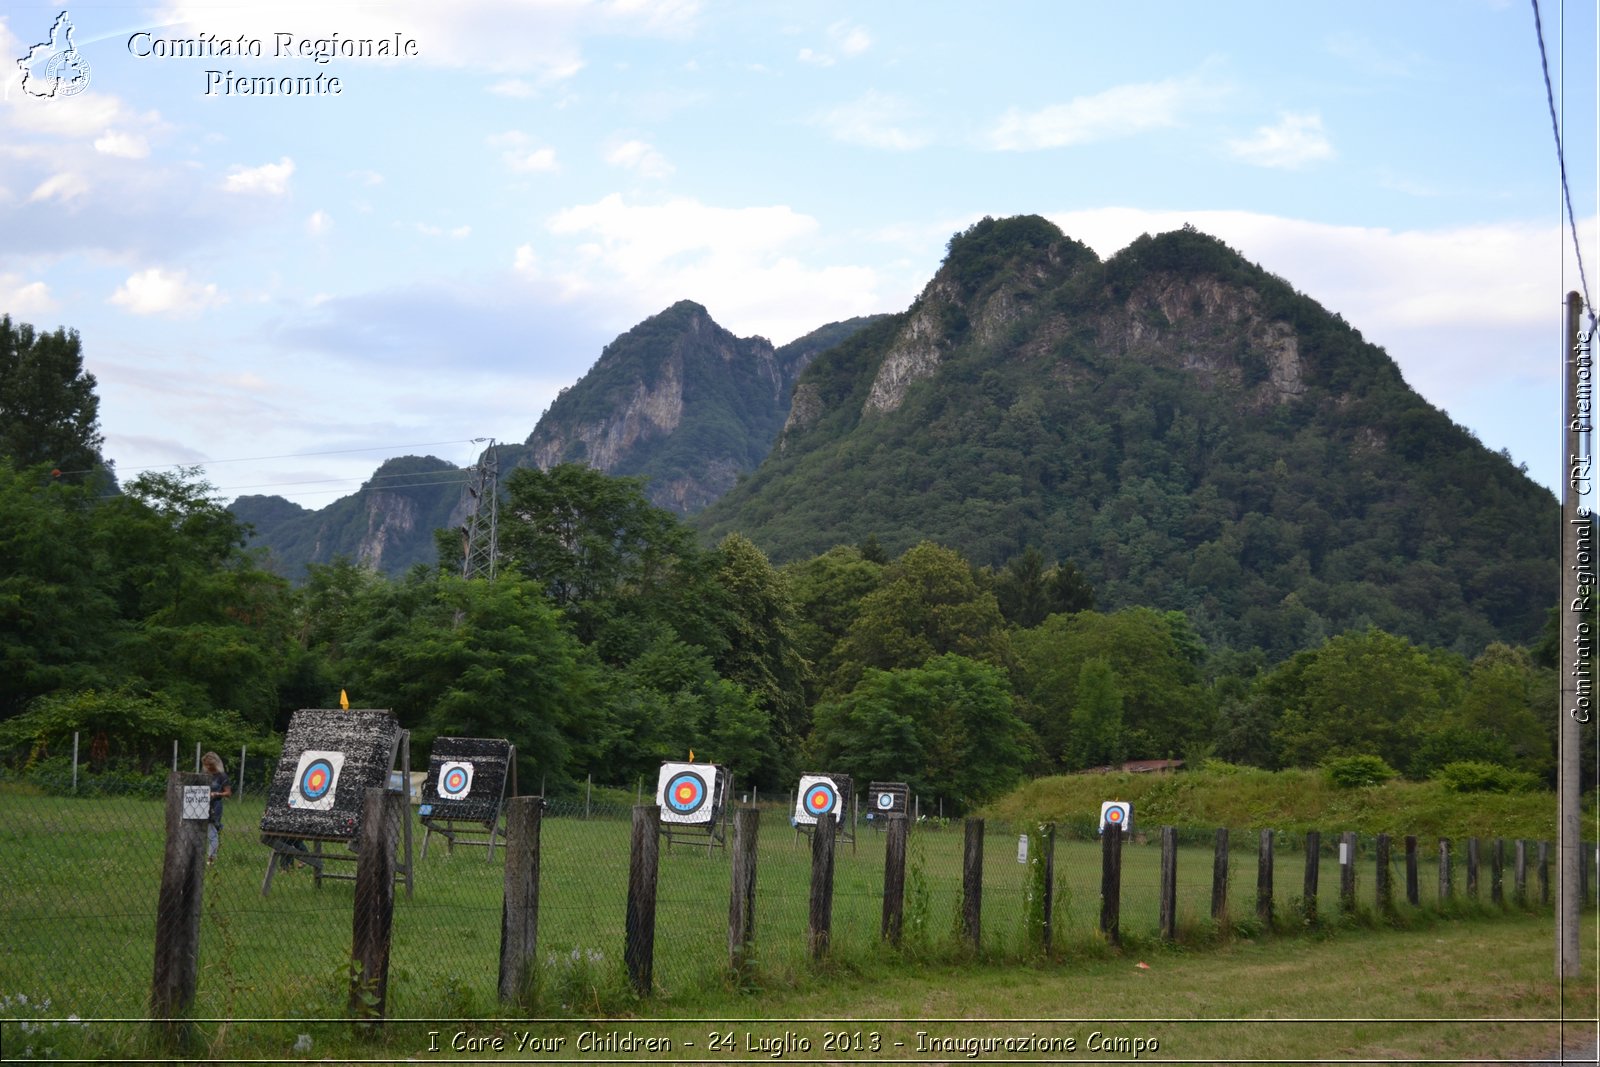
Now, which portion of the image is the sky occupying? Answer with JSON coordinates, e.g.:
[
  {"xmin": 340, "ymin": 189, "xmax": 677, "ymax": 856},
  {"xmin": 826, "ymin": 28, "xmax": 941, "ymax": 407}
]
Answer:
[{"xmin": 2, "ymin": 0, "xmax": 1597, "ymax": 510}]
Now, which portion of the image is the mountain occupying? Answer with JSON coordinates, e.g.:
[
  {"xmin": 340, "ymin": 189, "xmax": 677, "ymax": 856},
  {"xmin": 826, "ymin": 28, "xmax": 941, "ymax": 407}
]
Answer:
[
  {"xmin": 234, "ymin": 306, "xmax": 881, "ymax": 578},
  {"xmin": 233, "ymin": 454, "xmax": 467, "ymax": 578},
  {"xmin": 525, "ymin": 300, "xmax": 882, "ymax": 513},
  {"xmin": 695, "ymin": 216, "xmax": 1557, "ymax": 658}
]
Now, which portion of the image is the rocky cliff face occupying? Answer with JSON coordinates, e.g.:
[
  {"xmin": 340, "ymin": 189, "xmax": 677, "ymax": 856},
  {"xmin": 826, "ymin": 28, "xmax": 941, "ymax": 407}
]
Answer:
[{"xmin": 522, "ymin": 300, "xmax": 881, "ymax": 513}]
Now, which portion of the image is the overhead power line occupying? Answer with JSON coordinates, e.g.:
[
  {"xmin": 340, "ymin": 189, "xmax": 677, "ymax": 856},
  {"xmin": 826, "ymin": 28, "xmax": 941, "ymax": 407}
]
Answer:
[{"xmin": 1531, "ymin": 0, "xmax": 1598, "ymax": 331}]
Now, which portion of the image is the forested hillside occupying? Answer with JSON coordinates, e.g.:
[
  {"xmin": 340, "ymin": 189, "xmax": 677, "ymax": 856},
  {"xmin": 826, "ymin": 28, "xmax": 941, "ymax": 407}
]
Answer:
[{"xmin": 699, "ymin": 217, "xmax": 1556, "ymax": 659}]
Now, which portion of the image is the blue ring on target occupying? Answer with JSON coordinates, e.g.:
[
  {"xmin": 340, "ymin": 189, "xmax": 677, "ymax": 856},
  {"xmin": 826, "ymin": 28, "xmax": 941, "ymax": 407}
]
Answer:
[
  {"xmin": 298, "ymin": 757, "xmax": 335, "ymax": 801},
  {"xmin": 1106, "ymin": 806, "xmax": 1125, "ymax": 825},
  {"xmin": 805, "ymin": 781, "xmax": 839, "ymax": 816},
  {"xmin": 876, "ymin": 791, "xmax": 895, "ymax": 810},
  {"xmin": 664, "ymin": 770, "xmax": 709, "ymax": 816}
]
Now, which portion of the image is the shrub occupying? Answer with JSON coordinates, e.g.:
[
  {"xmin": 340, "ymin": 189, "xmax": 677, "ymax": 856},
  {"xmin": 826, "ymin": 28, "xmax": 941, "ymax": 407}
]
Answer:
[
  {"xmin": 1433, "ymin": 761, "xmax": 1540, "ymax": 794},
  {"xmin": 1321, "ymin": 754, "xmax": 1398, "ymax": 789}
]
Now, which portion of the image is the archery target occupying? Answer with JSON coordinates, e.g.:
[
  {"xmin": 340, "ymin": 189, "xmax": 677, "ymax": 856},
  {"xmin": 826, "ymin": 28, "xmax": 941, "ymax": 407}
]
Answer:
[
  {"xmin": 793, "ymin": 774, "xmax": 845, "ymax": 825},
  {"xmin": 1099, "ymin": 800, "xmax": 1133, "ymax": 834},
  {"xmin": 437, "ymin": 760, "xmax": 474, "ymax": 800},
  {"xmin": 290, "ymin": 750, "xmax": 344, "ymax": 811},
  {"xmin": 866, "ymin": 781, "xmax": 908, "ymax": 817},
  {"xmin": 656, "ymin": 762, "xmax": 718, "ymax": 824}
]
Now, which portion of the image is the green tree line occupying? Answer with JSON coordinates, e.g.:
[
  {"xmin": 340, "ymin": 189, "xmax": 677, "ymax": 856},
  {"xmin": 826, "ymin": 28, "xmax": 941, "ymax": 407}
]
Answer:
[{"xmin": 0, "ymin": 315, "xmax": 1582, "ymax": 810}]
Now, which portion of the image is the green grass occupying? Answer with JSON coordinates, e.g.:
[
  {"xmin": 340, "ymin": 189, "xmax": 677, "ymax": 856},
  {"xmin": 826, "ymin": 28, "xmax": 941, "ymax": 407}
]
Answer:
[
  {"xmin": 982, "ymin": 765, "xmax": 1592, "ymax": 842},
  {"xmin": 0, "ymin": 785, "xmax": 1588, "ymax": 1061}
]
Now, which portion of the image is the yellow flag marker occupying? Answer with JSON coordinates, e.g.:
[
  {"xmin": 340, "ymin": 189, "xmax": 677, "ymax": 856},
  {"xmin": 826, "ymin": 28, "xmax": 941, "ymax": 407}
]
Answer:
[
  {"xmin": 688, "ymin": 748, "xmax": 695, "ymax": 763},
  {"xmin": 339, "ymin": 689, "xmax": 350, "ymax": 710}
]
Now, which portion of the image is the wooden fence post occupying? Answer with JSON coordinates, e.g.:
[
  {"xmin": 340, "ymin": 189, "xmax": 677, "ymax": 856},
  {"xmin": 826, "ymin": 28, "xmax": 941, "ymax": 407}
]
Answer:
[
  {"xmin": 350, "ymin": 787, "xmax": 400, "ymax": 1022},
  {"xmin": 151, "ymin": 771, "xmax": 209, "ymax": 1044},
  {"xmin": 1303, "ymin": 830, "xmax": 1321, "ymax": 922},
  {"xmin": 1210, "ymin": 828, "xmax": 1230, "ymax": 924},
  {"xmin": 1375, "ymin": 834, "xmax": 1392, "ymax": 914},
  {"xmin": 961, "ymin": 818, "xmax": 984, "ymax": 952},
  {"xmin": 882, "ymin": 813, "xmax": 907, "ymax": 946},
  {"xmin": 1405, "ymin": 836, "xmax": 1419, "ymax": 906},
  {"xmin": 498, "ymin": 796, "xmax": 543, "ymax": 1007},
  {"xmin": 1538, "ymin": 841, "xmax": 1550, "ymax": 906},
  {"xmin": 1159, "ymin": 827, "xmax": 1178, "ymax": 941},
  {"xmin": 1039, "ymin": 823, "xmax": 1055, "ymax": 955},
  {"xmin": 728, "ymin": 807, "xmax": 760, "ymax": 975},
  {"xmin": 1513, "ymin": 840, "xmax": 1528, "ymax": 908},
  {"xmin": 808, "ymin": 812, "xmax": 837, "ymax": 959},
  {"xmin": 625, "ymin": 805, "xmax": 660, "ymax": 995},
  {"xmin": 1339, "ymin": 832, "xmax": 1357, "ymax": 913},
  {"xmin": 1490, "ymin": 838, "xmax": 1505, "ymax": 906},
  {"xmin": 1466, "ymin": 837, "xmax": 1480, "ymax": 900},
  {"xmin": 1100, "ymin": 825, "xmax": 1123, "ymax": 946},
  {"xmin": 1439, "ymin": 838, "xmax": 1453, "ymax": 901},
  {"xmin": 1256, "ymin": 829, "xmax": 1274, "ymax": 927}
]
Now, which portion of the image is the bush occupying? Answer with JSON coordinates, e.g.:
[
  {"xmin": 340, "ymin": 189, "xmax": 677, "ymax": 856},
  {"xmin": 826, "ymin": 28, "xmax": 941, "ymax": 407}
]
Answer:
[
  {"xmin": 1322, "ymin": 754, "xmax": 1398, "ymax": 789},
  {"xmin": 1433, "ymin": 761, "xmax": 1540, "ymax": 794}
]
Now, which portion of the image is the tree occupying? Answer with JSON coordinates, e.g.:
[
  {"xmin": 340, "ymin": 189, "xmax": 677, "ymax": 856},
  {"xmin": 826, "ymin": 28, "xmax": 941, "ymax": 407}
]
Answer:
[
  {"xmin": 1012, "ymin": 607, "xmax": 1212, "ymax": 770},
  {"xmin": 0, "ymin": 316, "xmax": 104, "ymax": 477},
  {"xmin": 782, "ymin": 544, "xmax": 883, "ymax": 705},
  {"xmin": 810, "ymin": 653, "xmax": 1031, "ymax": 812},
  {"xmin": 1068, "ymin": 657, "xmax": 1125, "ymax": 768},
  {"xmin": 499, "ymin": 463, "xmax": 703, "ymax": 653},
  {"xmin": 707, "ymin": 533, "xmax": 809, "ymax": 744},
  {"xmin": 830, "ymin": 541, "xmax": 1008, "ymax": 693},
  {"xmin": 342, "ymin": 572, "xmax": 595, "ymax": 792},
  {"xmin": 1267, "ymin": 629, "xmax": 1463, "ymax": 771}
]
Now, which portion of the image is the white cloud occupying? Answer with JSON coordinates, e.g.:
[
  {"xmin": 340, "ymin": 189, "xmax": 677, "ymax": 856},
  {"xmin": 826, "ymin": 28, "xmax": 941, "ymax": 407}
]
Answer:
[
  {"xmin": 798, "ymin": 20, "xmax": 870, "ymax": 65},
  {"xmin": 489, "ymin": 131, "xmax": 559, "ymax": 173},
  {"xmin": 0, "ymin": 274, "xmax": 58, "ymax": 314},
  {"xmin": 29, "ymin": 171, "xmax": 90, "ymax": 203},
  {"xmin": 307, "ymin": 210, "xmax": 333, "ymax": 235},
  {"xmin": 414, "ymin": 223, "xmax": 472, "ymax": 238},
  {"xmin": 989, "ymin": 78, "xmax": 1208, "ymax": 150},
  {"xmin": 525, "ymin": 193, "xmax": 880, "ymax": 342},
  {"xmin": 606, "ymin": 138, "xmax": 673, "ymax": 178},
  {"xmin": 1227, "ymin": 112, "xmax": 1334, "ymax": 169},
  {"xmin": 224, "ymin": 157, "xmax": 295, "ymax": 195},
  {"xmin": 93, "ymin": 131, "xmax": 150, "ymax": 159},
  {"xmin": 110, "ymin": 267, "xmax": 225, "ymax": 317},
  {"xmin": 488, "ymin": 78, "xmax": 538, "ymax": 97},
  {"xmin": 814, "ymin": 91, "xmax": 927, "ymax": 150},
  {"xmin": 830, "ymin": 21, "xmax": 872, "ymax": 56}
]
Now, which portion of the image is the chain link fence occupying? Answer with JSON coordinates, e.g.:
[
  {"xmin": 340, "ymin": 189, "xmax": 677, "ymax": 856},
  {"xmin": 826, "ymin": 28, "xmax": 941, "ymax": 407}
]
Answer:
[{"xmin": 0, "ymin": 766, "xmax": 1582, "ymax": 1049}]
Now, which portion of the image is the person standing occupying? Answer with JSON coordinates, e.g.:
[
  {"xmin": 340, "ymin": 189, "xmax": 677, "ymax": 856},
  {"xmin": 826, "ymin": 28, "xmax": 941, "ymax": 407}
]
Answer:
[{"xmin": 202, "ymin": 751, "xmax": 232, "ymax": 866}]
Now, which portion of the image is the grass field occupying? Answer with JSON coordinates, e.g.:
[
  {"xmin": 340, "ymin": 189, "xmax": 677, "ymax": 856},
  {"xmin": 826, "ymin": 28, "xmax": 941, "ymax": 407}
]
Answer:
[{"xmin": 1, "ymin": 784, "xmax": 1592, "ymax": 1062}]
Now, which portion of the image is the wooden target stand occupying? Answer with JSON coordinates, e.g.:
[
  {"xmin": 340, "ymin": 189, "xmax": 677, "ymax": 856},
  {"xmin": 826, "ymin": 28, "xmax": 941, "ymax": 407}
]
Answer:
[
  {"xmin": 259, "ymin": 723, "xmax": 415, "ymax": 899},
  {"xmin": 420, "ymin": 742, "xmax": 517, "ymax": 863},
  {"xmin": 657, "ymin": 762, "xmax": 733, "ymax": 855},
  {"xmin": 792, "ymin": 773, "xmax": 858, "ymax": 855}
]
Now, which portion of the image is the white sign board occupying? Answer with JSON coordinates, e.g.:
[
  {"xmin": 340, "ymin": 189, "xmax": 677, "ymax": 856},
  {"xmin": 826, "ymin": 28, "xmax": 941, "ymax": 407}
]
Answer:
[
  {"xmin": 182, "ymin": 785, "xmax": 210, "ymax": 821},
  {"xmin": 1017, "ymin": 834, "xmax": 1029, "ymax": 864}
]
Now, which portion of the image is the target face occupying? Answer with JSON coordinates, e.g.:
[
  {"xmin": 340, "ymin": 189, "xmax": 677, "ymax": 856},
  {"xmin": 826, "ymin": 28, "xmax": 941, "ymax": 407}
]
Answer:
[
  {"xmin": 1099, "ymin": 800, "xmax": 1133, "ymax": 834},
  {"xmin": 655, "ymin": 761, "xmax": 721, "ymax": 824},
  {"xmin": 290, "ymin": 750, "xmax": 344, "ymax": 810},
  {"xmin": 793, "ymin": 774, "xmax": 845, "ymax": 825},
  {"xmin": 876, "ymin": 792, "xmax": 895, "ymax": 810},
  {"xmin": 805, "ymin": 781, "xmax": 838, "ymax": 817},
  {"xmin": 437, "ymin": 760, "xmax": 474, "ymax": 800}
]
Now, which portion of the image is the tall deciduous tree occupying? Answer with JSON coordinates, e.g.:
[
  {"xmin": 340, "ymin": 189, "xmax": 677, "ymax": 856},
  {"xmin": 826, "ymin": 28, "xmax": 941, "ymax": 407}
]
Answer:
[
  {"xmin": 0, "ymin": 316, "xmax": 104, "ymax": 477},
  {"xmin": 810, "ymin": 653, "xmax": 1031, "ymax": 813}
]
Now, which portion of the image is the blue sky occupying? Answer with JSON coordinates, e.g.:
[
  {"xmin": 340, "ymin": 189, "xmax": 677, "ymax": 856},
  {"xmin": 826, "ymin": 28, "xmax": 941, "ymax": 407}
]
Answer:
[{"xmin": 3, "ymin": 1, "xmax": 1596, "ymax": 509}]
